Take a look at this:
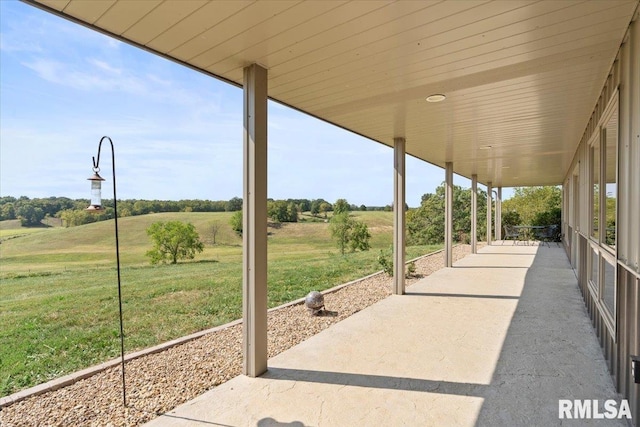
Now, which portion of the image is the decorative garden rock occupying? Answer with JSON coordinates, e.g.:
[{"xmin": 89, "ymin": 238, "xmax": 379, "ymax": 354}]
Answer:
[{"xmin": 304, "ymin": 291, "xmax": 325, "ymax": 316}]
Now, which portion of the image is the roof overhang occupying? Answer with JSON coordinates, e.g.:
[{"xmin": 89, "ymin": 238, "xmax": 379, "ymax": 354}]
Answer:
[{"xmin": 25, "ymin": 0, "xmax": 640, "ymax": 187}]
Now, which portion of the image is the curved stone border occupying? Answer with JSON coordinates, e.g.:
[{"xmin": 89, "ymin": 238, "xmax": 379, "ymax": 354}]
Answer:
[{"xmin": 0, "ymin": 247, "xmax": 447, "ymax": 407}]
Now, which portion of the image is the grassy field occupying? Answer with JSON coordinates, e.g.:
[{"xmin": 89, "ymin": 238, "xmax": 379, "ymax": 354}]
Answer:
[{"xmin": 0, "ymin": 211, "xmax": 440, "ymax": 396}]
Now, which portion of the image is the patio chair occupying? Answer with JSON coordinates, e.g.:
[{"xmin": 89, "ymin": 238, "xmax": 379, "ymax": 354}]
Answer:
[
  {"xmin": 537, "ymin": 225, "xmax": 559, "ymax": 247},
  {"xmin": 503, "ymin": 225, "xmax": 522, "ymax": 245},
  {"xmin": 549, "ymin": 224, "xmax": 561, "ymax": 246}
]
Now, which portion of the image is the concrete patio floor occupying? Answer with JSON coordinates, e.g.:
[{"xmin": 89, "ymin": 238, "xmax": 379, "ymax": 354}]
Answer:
[{"xmin": 146, "ymin": 244, "xmax": 625, "ymax": 427}]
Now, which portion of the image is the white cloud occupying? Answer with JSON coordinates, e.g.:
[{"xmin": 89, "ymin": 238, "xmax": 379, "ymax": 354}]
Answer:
[
  {"xmin": 0, "ymin": 31, "xmax": 43, "ymax": 53},
  {"xmin": 26, "ymin": 55, "xmax": 158, "ymax": 95},
  {"xmin": 21, "ymin": 58, "xmax": 62, "ymax": 82},
  {"xmin": 88, "ymin": 58, "xmax": 123, "ymax": 75}
]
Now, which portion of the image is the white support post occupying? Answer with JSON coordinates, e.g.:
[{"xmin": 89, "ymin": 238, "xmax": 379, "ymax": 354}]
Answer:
[
  {"xmin": 487, "ymin": 181, "xmax": 493, "ymax": 245},
  {"xmin": 471, "ymin": 174, "xmax": 478, "ymax": 254},
  {"xmin": 393, "ymin": 137, "xmax": 406, "ymax": 295},
  {"xmin": 445, "ymin": 162, "xmax": 453, "ymax": 267},
  {"xmin": 242, "ymin": 64, "xmax": 268, "ymax": 378},
  {"xmin": 496, "ymin": 187, "xmax": 502, "ymax": 241}
]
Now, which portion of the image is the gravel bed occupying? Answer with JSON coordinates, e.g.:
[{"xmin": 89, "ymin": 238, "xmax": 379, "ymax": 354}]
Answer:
[{"xmin": 0, "ymin": 244, "xmax": 477, "ymax": 426}]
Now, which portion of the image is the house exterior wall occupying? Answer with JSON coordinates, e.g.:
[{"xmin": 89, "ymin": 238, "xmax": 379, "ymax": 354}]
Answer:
[{"xmin": 563, "ymin": 12, "xmax": 639, "ymax": 423}]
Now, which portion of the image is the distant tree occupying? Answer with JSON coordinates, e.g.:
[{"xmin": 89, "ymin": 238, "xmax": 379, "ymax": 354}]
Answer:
[
  {"xmin": 16, "ymin": 204, "xmax": 45, "ymax": 226},
  {"xmin": 502, "ymin": 210, "xmax": 521, "ymax": 229},
  {"xmin": 287, "ymin": 202, "xmax": 298, "ymax": 222},
  {"xmin": 349, "ymin": 220, "xmax": 371, "ymax": 252},
  {"xmin": 319, "ymin": 202, "xmax": 331, "ymax": 218},
  {"xmin": 132, "ymin": 200, "xmax": 152, "ymax": 215},
  {"xmin": 333, "ymin": 199, "xmax": 350, "ymax": 215},
  {"xmin": 226, "ymin": 197, "xmax": 243, "ymax": 212},
  {"xmin": 118, "ymin": 207, "xmax": 132, "ymax": 217},
  {"xmin": 329, "ymin": 213, "xmax": 371, "ymax": 255},
  {"xmin": 310, "ymin": 200, "xmax": 320, "ymax": 216},
  {"xmin": 1, "ymin": 203, "xmax": 16, "ymax": 220},
  {"xmin": 359, "ymin": 204, "xmax": 367, "ymax": 211},
  {"xmin": 146, "ymin": 221, "xmax": 204, "ymax": 265},
  {"xmin": 0, "ymin": 196, "xmax": 17, "ymax": 205},
  {"xmin": 267, "ymin": 200, "xmax": 297, "ymax": 222},
  {"xmin": 209, "ymin": 220, "xmax": 221, "ymax": 244},
  {"xmin": 407, "ymin": 183, "xmax": 487, "ymax": 245},
  {"xmin": 288, "ymin": 198, "xmax": 310, "ymax": 212},
  {"xmin": 230, "ymin": 211, "xmax": 243, "ymax": 235},
  {"xmin": 212, "ymin": 200, "xmax": 228, "ymax": 212},
  {"xmin": 300, "ymin": 200, "xmax": 311, "ymax": 212},
  {"xmin": 533, "ymin": 208, "xmax": 561, "ymax": 227},
  {"xmin": 329, "ymin": 213, "xmax": 352, "ymax": 255},
  {"xmin": 59, "ymin": 209, "xmax": 92, "ymax": 227},
  {"xmin": 268, "ymin": 200, "xmax": 285, "ymax": 222},
  {"xmin": 502, "ymin": 186, "xmax": 562, "ymax": 226}
]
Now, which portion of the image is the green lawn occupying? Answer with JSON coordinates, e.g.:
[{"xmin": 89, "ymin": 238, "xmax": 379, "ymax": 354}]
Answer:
[{"xmin": 0, "ymin": 211, "xmax": 440, "ymax": 396}]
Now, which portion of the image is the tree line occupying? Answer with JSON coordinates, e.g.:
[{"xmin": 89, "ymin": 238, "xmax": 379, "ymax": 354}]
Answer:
[
  {"xmin": 407, "ymin": 184, "xmax": 488, "ymax": 245},
  {"xmin": 407, "ymin": 184, "xmax": 562, "ymax": 245},
  {"xmin": 2, "ymin": 186, "xmax": 562, "ymax": 242},
  {"xmin": 501, "ymin": 186, "xmax": 562, "ymax": 228},
  {"xmin": 0, "ymin": 196, "xmax": 389, "ymax": 227}
]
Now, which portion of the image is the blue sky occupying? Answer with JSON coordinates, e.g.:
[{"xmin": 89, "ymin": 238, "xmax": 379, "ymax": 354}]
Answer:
[{"xmin": 0, "ymin": 1, "xmax": 504, "ymax": 207}]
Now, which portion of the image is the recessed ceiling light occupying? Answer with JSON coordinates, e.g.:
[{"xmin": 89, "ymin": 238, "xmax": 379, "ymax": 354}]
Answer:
[{"xmin": 426, "ymin": 94, "xmax": 446, "ymax": 103}]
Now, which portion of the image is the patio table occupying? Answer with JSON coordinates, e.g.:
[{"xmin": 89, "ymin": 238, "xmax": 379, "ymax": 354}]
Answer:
[{"xmin": 514, "ymin": 225, "xmax": 546, "ymax": 244}]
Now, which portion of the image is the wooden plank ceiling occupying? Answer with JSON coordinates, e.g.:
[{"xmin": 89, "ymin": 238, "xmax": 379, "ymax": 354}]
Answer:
[{"xmin": 28, "ymin": 0, "xmax": 640, "ymax": 187}]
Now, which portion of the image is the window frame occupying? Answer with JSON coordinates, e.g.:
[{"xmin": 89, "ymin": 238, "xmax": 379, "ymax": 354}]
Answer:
[
  {"xmin": 600, "ymin": 250, "xmax": 616, "ymax": 327},
  {"xmin": 600, "ymin": 94, "xmax": 618, "ymax": 254},
  {"xmin": 588, "ymin": 131, "xmax": 600, "ymax": 242},
  {"xmin": 586, "ymin": 91, "xmax": 618, "ymax": 337}
]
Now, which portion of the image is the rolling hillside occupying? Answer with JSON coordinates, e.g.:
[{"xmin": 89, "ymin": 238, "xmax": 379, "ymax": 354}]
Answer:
[{"xmin": 0, "ymin": 211, "xmax": 437, "ymax": 396}]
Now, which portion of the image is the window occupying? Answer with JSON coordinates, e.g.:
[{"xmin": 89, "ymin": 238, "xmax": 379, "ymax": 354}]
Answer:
[
  {"xmin": 586, "ymin": 91, "xmax": 618, "ymax": 334},
  {"xmin": 591, "ymin": 139, "xmax": 600, "ymax": 240},
  {"xmin": 590, "ymin": 247, "xmax": 599, "ymax": 292},
  {"xmin": 590, "ymin": 94, "xmax": 618, "ymax": 250},
  {"xmin": 603, "ymin": 107, "xmax": 617, "ymax": 249}
]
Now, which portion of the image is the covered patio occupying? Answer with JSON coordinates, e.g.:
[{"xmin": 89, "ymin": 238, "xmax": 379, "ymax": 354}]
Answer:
[
  {"xmin": 22, "ymin": 1, "xmax": 640, "ymax": 424},
  {"xmin": 147, "ymin": 244, "xmax": 624, "ymax": 426}
]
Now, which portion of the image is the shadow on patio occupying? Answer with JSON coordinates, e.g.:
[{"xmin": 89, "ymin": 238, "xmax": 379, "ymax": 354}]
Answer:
[{"xmin": 146, "ymin": 245, "xmax": 624, "ymax": 427}]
